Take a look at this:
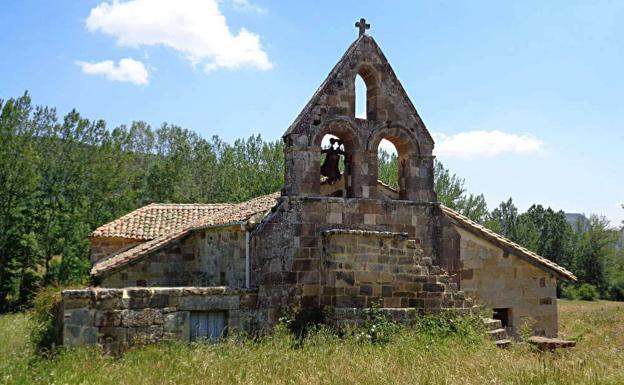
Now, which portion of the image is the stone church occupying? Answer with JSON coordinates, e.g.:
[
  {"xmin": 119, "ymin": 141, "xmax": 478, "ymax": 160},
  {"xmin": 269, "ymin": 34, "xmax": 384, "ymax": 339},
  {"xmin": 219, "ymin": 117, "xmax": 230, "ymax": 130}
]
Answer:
[{"xmin": 60, "ymin": 23, "xmax": 576, "ymax": 353}]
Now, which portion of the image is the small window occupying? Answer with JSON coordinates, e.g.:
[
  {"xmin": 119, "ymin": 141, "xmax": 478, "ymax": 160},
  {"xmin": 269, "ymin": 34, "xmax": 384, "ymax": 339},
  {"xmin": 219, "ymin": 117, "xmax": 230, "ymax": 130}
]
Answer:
[
  {"xmin": 355, "ymin": 74, "xmax": 367, "ymax": 119},
  {"xmin": 492, "ymin": 308, "xmax": 512, "ymax": 328},
  {"xmin": 190, "ymin": 311, "xmax": 227, "ymax": 342}
]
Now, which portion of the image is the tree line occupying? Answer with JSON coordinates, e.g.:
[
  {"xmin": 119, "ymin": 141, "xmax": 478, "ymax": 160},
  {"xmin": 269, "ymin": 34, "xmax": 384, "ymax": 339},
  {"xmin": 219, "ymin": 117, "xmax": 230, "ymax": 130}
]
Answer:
[{"xmin": 1, "ymin": 93, "xmax": 622, "ymax": 311}]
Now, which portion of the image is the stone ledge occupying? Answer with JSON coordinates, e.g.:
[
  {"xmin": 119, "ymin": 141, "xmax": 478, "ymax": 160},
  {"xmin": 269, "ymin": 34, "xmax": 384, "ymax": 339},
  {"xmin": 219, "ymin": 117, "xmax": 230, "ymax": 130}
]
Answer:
[
  {"xmin": 61, "ymin": 286, "xmax": 259, "ymax": 300},
  {"xmin": 321, "ymin": 229, "xmax": 409, "ymax": 239}
]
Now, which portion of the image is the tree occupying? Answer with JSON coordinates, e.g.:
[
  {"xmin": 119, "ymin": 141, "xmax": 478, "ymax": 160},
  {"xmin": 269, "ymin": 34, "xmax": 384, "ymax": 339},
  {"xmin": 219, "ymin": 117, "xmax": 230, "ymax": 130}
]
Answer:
[
  {"xmin": 486, "ymin": 198, "xmax": 518, "ymax": 239},
  {"xmin": 432, "ymin": 161, "xmax": 489, "ymax": 222},
  {"xmin": 0, "ymin": 94, "xmax": 44, "ymax": 311},
  {"xmin": 576, "ymin": 215, "xmax": 617, "ymax": 294}
]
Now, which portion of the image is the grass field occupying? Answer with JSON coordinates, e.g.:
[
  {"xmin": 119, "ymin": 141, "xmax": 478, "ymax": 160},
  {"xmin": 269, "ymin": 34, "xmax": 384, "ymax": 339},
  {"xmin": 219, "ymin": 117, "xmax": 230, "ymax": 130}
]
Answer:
[{"xmin": 1, "ymin": 300, "xmax": 623, "ymax": 385}]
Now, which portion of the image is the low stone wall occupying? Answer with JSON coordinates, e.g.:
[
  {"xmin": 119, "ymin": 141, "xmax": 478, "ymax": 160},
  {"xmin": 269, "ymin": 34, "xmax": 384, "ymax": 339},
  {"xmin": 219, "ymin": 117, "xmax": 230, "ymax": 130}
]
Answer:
[{"xmin": 61, "ymin": 287, "xmax": 260, "ymax": 354}]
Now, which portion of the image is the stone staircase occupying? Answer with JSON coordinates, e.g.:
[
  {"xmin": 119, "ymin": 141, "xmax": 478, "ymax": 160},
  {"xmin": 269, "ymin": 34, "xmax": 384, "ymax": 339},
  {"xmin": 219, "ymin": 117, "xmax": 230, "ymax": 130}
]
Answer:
[{"xmin": 483, "ymin": 318, "xmax": 512, "ymax": 348}]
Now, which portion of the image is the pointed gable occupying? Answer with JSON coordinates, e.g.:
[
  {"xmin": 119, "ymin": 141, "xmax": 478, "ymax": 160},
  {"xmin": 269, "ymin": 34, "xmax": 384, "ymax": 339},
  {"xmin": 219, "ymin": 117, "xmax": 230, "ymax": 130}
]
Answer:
[
  {"xmin": 281, "ymin": 35, "xmax": 437, "ymax": 202},
  {"xmin": 284, "ymin": 35, "xmax": 434, "ymax": 151}
]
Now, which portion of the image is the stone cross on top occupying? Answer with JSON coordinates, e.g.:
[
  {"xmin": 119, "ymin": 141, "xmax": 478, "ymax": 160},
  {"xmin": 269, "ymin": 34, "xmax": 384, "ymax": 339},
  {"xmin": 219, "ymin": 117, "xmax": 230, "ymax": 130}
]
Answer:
[{"xmin": 355, "ymin": 18, "xmax": 370, "ymax": 37}]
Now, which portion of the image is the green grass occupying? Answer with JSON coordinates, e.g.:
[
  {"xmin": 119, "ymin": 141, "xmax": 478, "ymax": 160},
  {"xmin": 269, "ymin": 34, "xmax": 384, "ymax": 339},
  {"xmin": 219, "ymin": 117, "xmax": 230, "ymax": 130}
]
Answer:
[{"xmin": 2, "ymin": 301, "xmax": 624, "ymax": 385}]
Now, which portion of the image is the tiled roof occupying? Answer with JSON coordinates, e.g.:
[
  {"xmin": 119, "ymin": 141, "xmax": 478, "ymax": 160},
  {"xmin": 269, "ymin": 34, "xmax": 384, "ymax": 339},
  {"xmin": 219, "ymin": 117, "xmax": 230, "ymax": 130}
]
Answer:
[
  {"xmin": 440, "ymin": 205, "xmax": 577, "ymax": 282},
  {"xmin": 91, "ymin": 193, "xmax": 281, "ymax": 276},
  {"xmin": 91, "ymin": 203, "xmax": 234, "ymax": 240}
]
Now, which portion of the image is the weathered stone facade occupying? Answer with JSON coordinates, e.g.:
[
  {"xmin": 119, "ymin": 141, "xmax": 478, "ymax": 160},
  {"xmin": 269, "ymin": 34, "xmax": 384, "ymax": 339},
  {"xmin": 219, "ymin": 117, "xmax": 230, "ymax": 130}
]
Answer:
[
  {"xmin": 456, "ymin": 228, "xmax": 558, "ymax": 337},
  {"xmin": 90, "ymin": 237, "xmax": 141, "ymax": 264},
  {"xmin": 101, "ymin": 226, "xmax": 247, "ymax": 288},
  {"xmin": 250, "ymin": 196, "xmax": 470, "ymax": 324},
  {"xmin": 59, "ymin": 29, "xmax": 575, "ymax": 351}
]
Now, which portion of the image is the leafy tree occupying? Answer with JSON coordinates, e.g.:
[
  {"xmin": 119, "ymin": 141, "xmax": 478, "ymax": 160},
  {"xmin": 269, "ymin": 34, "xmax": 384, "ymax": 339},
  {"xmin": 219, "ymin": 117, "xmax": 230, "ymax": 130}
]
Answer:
[
  {"xmin": 0, "ymin": 93, "xmax": 44, "ymax": 311},
  {"xmin": 486, "ymin": 198, "xmax": 518, "ymax": 239},
  {"xmin": 576, "ymin": 215, "xmax": 617, "ymax": 294}
]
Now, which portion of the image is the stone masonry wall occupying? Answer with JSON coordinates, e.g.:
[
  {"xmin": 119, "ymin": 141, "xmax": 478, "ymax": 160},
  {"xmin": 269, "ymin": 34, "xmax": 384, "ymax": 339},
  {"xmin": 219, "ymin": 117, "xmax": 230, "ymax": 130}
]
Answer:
[
  {"xmin": 320, "ymin": 229, "xmax": 470, "ymax": 312},
  {"xmin": 456, "ymin": 228, "xmax": 558, "ymax": 337},
  {"xmin": 252, "ymin": 196, "xmax": 465, "ymax": 323},
  {"xmin": 101, "ymin": 227, "xmax": 246, "ymax": 288},
  {"xmin": 90, "ymin": 237, "xmax": 142, "ymax": 264},
  {"xmin": 61, "ymin": 287, "xmax": 260, "ymax": 354}
]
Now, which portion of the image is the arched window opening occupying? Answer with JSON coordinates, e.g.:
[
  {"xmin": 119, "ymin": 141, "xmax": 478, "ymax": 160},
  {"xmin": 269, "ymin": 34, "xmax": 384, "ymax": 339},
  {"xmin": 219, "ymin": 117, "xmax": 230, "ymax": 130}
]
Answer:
[
  {"xmin": 355, "ymin": 74, "xmax": 367, "ymax": 119},
  {"xmin": 320, "ymin": 134, "xmax": 349, "ymax": 197},
  {"xmin": 354, "ymin": 66, "xmax": 378, "ymax": 120},
  {"xmin": 377, "ymin": 139, "xmax": 399, "ymax": 190}
]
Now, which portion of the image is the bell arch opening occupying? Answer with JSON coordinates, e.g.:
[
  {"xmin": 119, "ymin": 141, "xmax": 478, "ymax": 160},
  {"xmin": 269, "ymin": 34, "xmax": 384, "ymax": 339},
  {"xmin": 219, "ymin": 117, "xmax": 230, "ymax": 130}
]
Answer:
[
  {"xmin": 370, "ymin": 127, "xmax": 420, "ymax": 201},
  {"xmin": 377, "ymin": 139, "xmax": 399, "ymax": 190},
  {"xmin": 320, "ymin": 134, "xmax": 349, "ymax": 197},
  {"xmin": 353, "ymin": 65, "xmax": 379, "ymax": 120}
]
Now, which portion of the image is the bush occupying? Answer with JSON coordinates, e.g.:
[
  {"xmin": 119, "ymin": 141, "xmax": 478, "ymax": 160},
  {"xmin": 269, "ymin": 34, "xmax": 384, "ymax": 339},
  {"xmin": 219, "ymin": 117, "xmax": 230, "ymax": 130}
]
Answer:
[
  {"xmin": 412, "ymin": 310, "xmax": 485, "ymax": 343},
  {"xmin": 29, "ymin": 285, "xmax": 65, "ymax": 352},
  {"xmin": 561, "ymin": 283, "xmax": 600, "ymax": 301},
  {"xmin": 278, "ymin": 306, "xmax": 326, "ymax": 346},
  {"xmin": 354, "ymin": 302, "xmax": 399, "ymax": 345},
  {"xmin": 608, "ymin": 278, "xmax": 624, "ymax": 301}
]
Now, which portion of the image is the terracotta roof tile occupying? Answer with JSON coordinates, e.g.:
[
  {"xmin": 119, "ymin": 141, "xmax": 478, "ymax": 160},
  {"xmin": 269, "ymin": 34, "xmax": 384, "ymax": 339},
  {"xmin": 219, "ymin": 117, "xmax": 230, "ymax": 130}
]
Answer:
[
  {"xmin": 440, "ymin": 205, "xmax": 577, "ymax": 282},
  {"xmin": 91, "ymin": 193, "xmax": 281, "ymax": 276},
  {"xmin": 91, "ymin": 203, "xmax": 234, "ymax": 240}
]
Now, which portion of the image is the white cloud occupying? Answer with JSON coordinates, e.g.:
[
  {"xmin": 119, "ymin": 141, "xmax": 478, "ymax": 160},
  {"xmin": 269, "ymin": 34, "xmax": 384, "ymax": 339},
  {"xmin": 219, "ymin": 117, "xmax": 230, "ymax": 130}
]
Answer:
[
  {"xmin": 85, "ymin": 0, "xmax": 272, "ymax": 72},
  {"xmin": 432, "ymin": 130, "xmax": 544, "ymax": 159},
  {"xmin": 230, "ymin": 0, "xmax": 267, "ymax": 15},
  {"xmin": 76, "ymin": 58, "xmax": 149, "ymax": 85}
]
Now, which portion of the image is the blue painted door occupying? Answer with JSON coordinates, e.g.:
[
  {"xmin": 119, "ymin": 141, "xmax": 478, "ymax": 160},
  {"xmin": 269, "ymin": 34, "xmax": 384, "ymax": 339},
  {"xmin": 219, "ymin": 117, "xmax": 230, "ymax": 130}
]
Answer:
[{"xmin": 190, "ymin": 311, "xmax": 227, "ymax": 342}]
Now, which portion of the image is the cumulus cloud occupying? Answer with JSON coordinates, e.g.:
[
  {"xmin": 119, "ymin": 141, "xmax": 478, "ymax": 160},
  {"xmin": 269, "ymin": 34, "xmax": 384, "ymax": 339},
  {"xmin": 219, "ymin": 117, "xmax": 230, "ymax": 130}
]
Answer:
[
  {"xmin": 230, "ymin": 0, "xmax": 267, "ymax": 15},
  {"xmin": 76, "ymin": 58, "xmax": 149, "ymax": 85},
  {"xmin": 85, "ymin": 0, "xmax": 272, "ymax": 72},
  {"xmin": 432, "ymin": 130, "xmax": 544, "ymax": 159}
]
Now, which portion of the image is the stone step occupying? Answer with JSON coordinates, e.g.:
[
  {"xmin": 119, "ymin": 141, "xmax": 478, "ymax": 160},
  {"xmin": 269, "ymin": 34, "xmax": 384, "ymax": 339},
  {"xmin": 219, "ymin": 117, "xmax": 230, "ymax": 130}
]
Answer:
[
  {"xmin": 486, "ymin": 328, "xmax": 508, "ymax": 341},
  {"xmin": 483, "ymin": 318, "xmax": 502, "ymax": 331},
  {"xmin": 528, "ymin": 336, "xmax": 576, "ymax": 351},
  {"xmin": 495, "ymin": 339, "xmax": 512, "ymax": 349}
]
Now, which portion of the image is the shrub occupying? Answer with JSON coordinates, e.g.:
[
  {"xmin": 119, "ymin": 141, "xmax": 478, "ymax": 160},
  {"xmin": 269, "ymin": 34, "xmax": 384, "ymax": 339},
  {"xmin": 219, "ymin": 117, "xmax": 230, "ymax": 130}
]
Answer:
[
  {"xmin": 576, "ymin": 283, "xmax": 600, "ymax": 301},
  {"xmin": 29, "ymin": 285, "xmax": 65, "ymax": 352},
  {"xmin": 278, "ymin": 306, "xmax": 326, "ymax": 346},
  {"xmin": 608, "ymin": 278, "xmax": 624, "ymax": 301},
  {"xmin": 412, "ymin": 310, "xmax": 485, "ymax": 343},
  {"xmin": 562, "ymin": 283, "xmax": 600, "ymax": 301},
  {"xmin": 355, "ymin": 301, "xmax": 399, "ymax": 345},
  {"xmin": 561, "ymin": 284, "xmax": 578, "ymax": 300}
]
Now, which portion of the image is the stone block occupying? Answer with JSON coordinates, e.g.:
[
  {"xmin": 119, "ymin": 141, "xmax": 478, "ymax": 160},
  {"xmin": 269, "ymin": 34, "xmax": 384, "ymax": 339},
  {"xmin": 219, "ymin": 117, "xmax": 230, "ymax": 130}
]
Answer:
[
  {"xmin": 64, "ymin": 309, "xmax": 95, "ymax": 326},
  {"xmin": 99, "ymin": 326, "xmax": 128, "ymax": 344},
  {"xmin": 122, "ymin": 309, "xmax": 164, "ymax": 327},
  {"xmin": 149, "ymin": 294, "xmax": 170, "ymax": 308},
  {"xmin": 164, "ymin": 311, "xmax": 189, "ymax": 340},
  {"xmin": 178, "ymin": 295, "xmax": 238, "ymax": 311},
  {"xmin": 383, "ymin": 297, "xmax": 401, "ymax": 308},
  {"xmin": 423, "ymin": 283, "xmax": 445, "ymax": 292},
  {"xmin": 128, "ymin": 325, "xmax": 164, "ymax": 344},
  {"xmin": 95, "ymin": 310, "xmax": 122, "ymax": 327}
]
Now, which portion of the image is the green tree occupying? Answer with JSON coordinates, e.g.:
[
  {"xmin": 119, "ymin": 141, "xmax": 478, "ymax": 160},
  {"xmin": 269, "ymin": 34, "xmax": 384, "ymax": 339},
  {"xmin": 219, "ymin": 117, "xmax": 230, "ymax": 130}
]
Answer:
[
  {"xmin": 487, "ymin": 198, "xmax": 518, "ymax": 239},
  {"xmin": 576, "ymin": 215, "xmax": 617, "ymax": 294},
  {"xmin": 0, "ymin": 93, "xmax": 44, "ymax": 311}
]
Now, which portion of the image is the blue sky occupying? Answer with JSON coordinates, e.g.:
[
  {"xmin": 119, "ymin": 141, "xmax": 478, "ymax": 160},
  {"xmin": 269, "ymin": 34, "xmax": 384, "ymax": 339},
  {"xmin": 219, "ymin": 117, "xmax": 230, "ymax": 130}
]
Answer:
[{"xmin": 1, "ymin": 0, "xmax": 623, "ymax": 225}]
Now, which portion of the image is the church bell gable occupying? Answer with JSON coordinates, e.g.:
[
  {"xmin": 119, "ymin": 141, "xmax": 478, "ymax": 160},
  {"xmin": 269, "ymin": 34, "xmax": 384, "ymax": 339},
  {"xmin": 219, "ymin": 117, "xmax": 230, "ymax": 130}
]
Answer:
[{"xmin": 282, "ymin": 26, "xmax": 437, "ymax": 203}]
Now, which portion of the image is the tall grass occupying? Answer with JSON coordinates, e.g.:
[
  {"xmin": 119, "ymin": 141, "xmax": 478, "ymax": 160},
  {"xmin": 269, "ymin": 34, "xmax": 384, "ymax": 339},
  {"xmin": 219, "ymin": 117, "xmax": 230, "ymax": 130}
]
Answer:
[{"xmin": 2, "ymin": 301, "xmax": 623, "ymax": 385}]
